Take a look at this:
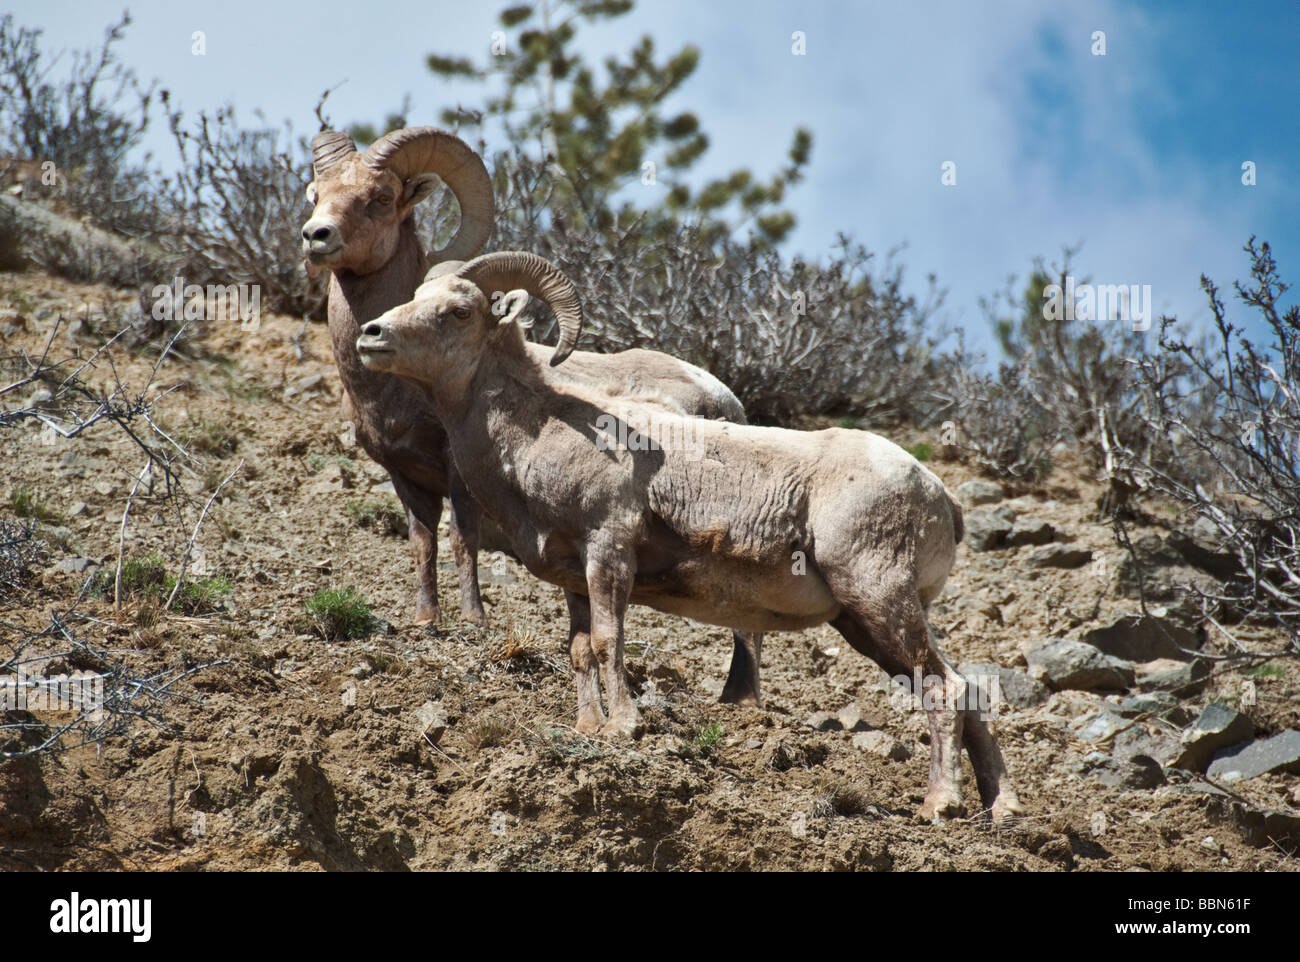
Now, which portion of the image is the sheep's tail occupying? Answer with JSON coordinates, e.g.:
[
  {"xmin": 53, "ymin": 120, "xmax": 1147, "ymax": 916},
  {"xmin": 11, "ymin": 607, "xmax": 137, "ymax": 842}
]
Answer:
[{"xmin": 947, "ymin": 491, "xmax": 965, "ymax": 545}]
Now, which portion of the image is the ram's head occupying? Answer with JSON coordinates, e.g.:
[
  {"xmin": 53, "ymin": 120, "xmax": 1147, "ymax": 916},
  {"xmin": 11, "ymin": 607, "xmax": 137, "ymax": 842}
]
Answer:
[
  {"xmin": 357, "ymin": 252, "xmax": 585, "ymax": 383},
  {"xmin": 301, "ymin": 127, "xmax": 493, "ymax": 275}
]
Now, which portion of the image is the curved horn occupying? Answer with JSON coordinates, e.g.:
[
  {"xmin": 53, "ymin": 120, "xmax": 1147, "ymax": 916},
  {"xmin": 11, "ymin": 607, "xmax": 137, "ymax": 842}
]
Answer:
[
  {"xmin": 364, "ymin": 127, "xmax": 494, "ymax": 263},
  {"xmin": 457, "ymin": 252, "xmax": 583, "ymax": 365},
  {"xmin": 310, "ymin": 130, "xmax": 357, "ymax": 177}
]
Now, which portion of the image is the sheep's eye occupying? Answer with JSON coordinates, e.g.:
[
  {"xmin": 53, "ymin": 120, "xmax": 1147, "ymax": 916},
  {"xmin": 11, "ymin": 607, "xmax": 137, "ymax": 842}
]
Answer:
[
  {"xmin": 373, "ymin": 192, "xmax": 394, "ymax": 207},
  {"xmin": 453, "ymin": 306, "xmax": 472, "ymax": 320}
]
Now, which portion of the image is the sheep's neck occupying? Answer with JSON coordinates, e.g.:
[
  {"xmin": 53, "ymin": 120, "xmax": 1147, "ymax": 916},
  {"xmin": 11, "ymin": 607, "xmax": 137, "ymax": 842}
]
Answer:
[
  {"xmin": 430, "ymin": 346, "xmax": 554, "ymax": 528},
  {"xmin": 327, "ymin": 218, "xmax": 429, "ymax": 403}
]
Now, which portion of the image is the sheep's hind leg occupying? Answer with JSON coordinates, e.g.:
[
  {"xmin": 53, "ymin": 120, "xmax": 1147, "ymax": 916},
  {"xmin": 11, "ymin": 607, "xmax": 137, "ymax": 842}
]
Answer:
[
  {"xmin": 447, "ymin": 469, "xmax": 486, "ymax": 625},
  {"xmin": 961, "ymin": 709, "xmax": 1024, "ymax": 821},
  {"xmin": 914, "ymin": 643, "xmax": 968, "ymax": 822},
  {"xmin": 719, "ymin": 631, "xmax": 763, "ymax": 707},
  {"xmin": 585, "ymin": 542, "xmax": 641, "ymax": 738},
  {"xmin": 565, "ymin": 591, "xmax": 605, "ymax": 735},
  {"xmin": 829, "ymin": 588, "xmax": 966, "ymax": 822}
]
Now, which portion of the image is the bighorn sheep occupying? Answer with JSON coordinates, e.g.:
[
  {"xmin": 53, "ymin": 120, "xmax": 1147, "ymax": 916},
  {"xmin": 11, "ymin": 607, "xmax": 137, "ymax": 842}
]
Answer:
[
  {"xmin": 354, "ymin": 252, "xmax": 1025, "ymax": 821},
  {"xmin": 301, "ymin": 128, "xmax": 764, "ymax": 704}
]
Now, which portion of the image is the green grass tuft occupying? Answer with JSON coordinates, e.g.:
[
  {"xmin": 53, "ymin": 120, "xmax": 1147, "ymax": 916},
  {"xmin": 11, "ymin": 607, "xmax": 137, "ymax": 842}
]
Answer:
[
  {"xmin": 695, "ymin": 721, "xmax": 725, "ymax": 754},
  {"xmin": 10, "ymin": 486, "xmax": 62, "ymax": 523},
  {"xmin": 87, "ymin": 552, "xmax": 230, "ymax": 613},
  {"xmin": 305, "ymin": 586, "xmax": 373, "ymax": 641},
  {"xmin": 345, "ymin": 498, "xmax": 407, "ymax": 537}
]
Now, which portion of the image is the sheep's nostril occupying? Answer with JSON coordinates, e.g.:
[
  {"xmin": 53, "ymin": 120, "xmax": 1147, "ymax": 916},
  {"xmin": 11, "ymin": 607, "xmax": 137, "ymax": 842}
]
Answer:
[
  {"xmin": 307, "ymin": 225, "xmax": 333, "ymax": 242},
  {"xmin": 361, "ymin": 322, "xmax": 383, "ymax": 337}
]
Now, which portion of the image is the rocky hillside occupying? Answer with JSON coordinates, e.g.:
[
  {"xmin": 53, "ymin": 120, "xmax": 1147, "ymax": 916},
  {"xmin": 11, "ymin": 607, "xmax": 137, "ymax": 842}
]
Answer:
[{"xmin": 1, "ymin": 271, "xmax": 1297, "ymax": 871}]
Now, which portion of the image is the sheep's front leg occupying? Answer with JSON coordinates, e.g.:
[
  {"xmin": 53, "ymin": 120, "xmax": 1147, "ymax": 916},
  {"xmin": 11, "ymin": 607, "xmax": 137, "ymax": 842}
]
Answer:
[
  {"xmin": 720, "ymin": 630, "xmax": 763, "ymax": 706},
  {"xmin": 389, "ymin": 472, "xmax": 443, "ymax": 626},
  {"xmin": 407, "ymin": 511, "xmax": 441, "ymax": 626},
  {"xmin": 565, "ymin": 591, "xmax": 605, "ymax": 734},
  {"xmin": 447, "ymin": 468, "xmax": 486, "ymax": 625},
  {"xmin": 585, "ymin": 541, "xmax": 640, "ymax": 738}
]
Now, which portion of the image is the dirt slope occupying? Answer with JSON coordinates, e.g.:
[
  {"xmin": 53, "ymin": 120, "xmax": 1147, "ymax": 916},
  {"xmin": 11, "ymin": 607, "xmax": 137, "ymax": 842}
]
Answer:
[{"xmin": 1, "ymin": 271, "xmax": 1297, "ymax": 871}]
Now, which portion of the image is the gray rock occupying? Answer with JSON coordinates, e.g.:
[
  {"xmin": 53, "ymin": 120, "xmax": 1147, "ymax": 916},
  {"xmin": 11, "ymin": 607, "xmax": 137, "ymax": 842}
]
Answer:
[
  {"xmin": 805, "ymin": 711, "xmax": 843, "ymax": 732},
  {"xmin": 1170, "ymin": 703, "xmax": 1254, "ymax": 773},
  {"xmin": 1113, "ymin": 725, "xmax": 1179, "ymax": 767},
  {"xmin": 1167, "ymin": 527, "xmax": 1239, "ymax": 579},
  {"xmin": 1140, "ymin": 659, "xmax": 1210, "ymax": 695},
  {"xmin": 1202, "ymin": 795, "xmax": 1300, "ymax": 850},
  {"xmin": 956, "ymin": 480, "xmax": 1005, "ymax": 507},
  {"xmin": 959, "ymin": 662, "xmax": 1050, "ymax": 710},
  {"xmin": 1027, "ymin": 544, "xmax": 1093, "ymax": 568},
  {"xmin": 1117, "ymin": 691, "xmax": 1175, "ymax": 715},
  {"xmin": 1116, "ymin": 691, "xmax": 1189, "ymax": 725},
  {"xmin": 852, "ymin": 730, "xmax": 911, "ymax": 761},
  {"xmin": 1006, "ymin": 518, "xmax": 1056, "ymax": 547},
  {"xmin": 965, "ymin": 509, "xmax": 1013, "ymax": 551},
  {"xmin": 1096, "ymin": 754, "xmax": 1167, "ymax": 789},
  {"xmin": 414, "ymin": 700, "xmax": 449, "ymax": 744},
  {"xmin": 52, "ymin": 556, "xmax": 98, "ymax": 574},
  {"xmin": 835, "ymin": 702, "xmax": 872, "ymax": 733},
  {"xmin": 1082, "ymin": 614, "xmax": 1201, "ymax": 663},
  {"xmin": 1025, "ymin": 637, "xmax": 1135, "ymax": 692},
  {"xmin": 1206, "ymin": 729, "xmax": 1300, "ymax": 780},
  {"xmin": 1072, "ymin": 707, "xmax": 1129, "ymax": 742}
]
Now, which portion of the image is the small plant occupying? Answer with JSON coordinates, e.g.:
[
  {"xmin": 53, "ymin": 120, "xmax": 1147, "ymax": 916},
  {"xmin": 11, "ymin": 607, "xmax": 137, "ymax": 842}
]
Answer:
[
  {"xmin": 812, "ymin": 778, "xmax": 869, "ymax": 818},
  {"xmin": 305, "ymin": 586, "xmax": 373, "ymax": 641},
  {"xmin": 0, "ymin": 519, "xmax": 43, "ymax": 596},
  {"xmin": 1243, "ymin": 663, "xmax": 1285, "ymax": 680},
  {"xmin": 695, "ymin": 721, "xmax": 725, "ymax": 754},
  {"xmin": 8, "ymin": 289, "xmax": 34, "ymax": 315},
  {"xmin": 9, "ymin": 485, "xmax": 62, "ymax": 523},
  {"xmin": 344, "ymin": 498, "xmax": 407, "ymax": 538},
  {"xmin": 90, "ymin": 551, "xmax": 168, "ymax": 598},
  {"xmin": 304, "ymin": 453, "xmax": 329, "ymax": 472},
  {"xmin": 837, "ymin": 415, "xmax": 859, "ymax": 430},
  {"xmin": 904, "ymin": 442, "xmax": 932, "ymax": 462},
  {"xmin": 468, "ymin": 711, "xmax": 513, "ymax": 750},
  {"xmin": 167, "ymin": 573, "xmax": 231, "ymax": 614},
  {"xmin": 87, "ymin": 552, "xmax": 230, "ymax": 613},
  {"xmin": 181, "ymin": 416, "xmax": 241, "ymax": 457},
  {"xmin": 534, "ymin": 726, "xmax": 606, "ymax": 763}
]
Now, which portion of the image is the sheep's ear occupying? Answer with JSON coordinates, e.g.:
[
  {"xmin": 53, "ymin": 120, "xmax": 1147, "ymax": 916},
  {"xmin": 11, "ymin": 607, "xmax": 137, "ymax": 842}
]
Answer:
[
  {"xmin": 491, "ymin": 289, "xmax": 531, "ymax": 328},
  {"xmin": 403, "ymin": 172, "xmax": 441, "ymax": 206},
  {"xmin": 305, "ymin": 182, "xmax": 317, "ymax": 206}
]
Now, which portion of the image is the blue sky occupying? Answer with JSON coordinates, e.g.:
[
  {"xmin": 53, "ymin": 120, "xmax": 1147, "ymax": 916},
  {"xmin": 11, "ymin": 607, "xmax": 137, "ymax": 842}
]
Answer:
[{"xmin": 10, "ymin": 0, "xmax": 1298, "ymax": 351}]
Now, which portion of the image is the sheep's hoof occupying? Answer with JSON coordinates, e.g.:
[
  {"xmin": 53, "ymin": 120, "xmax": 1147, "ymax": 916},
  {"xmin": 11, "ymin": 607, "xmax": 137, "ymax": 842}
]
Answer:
[
  {"xmin": 575, "ymin": 712, "xmax": 605, "ymax": 736},
  {"xmin": 413, "ymin": 607, "xmax": 442, "ymax": 627},
  {"xmin": 460, "ymin": 608, "xmax": 487, "ymax": 627},
  {"xmin": 599, "ymin": 710, "xmax": 642, "ymax": 740},
  {"xmin": 916, "ymin": 790, "xmax": 966, "ymax": 823},
  {"xmin": 990, "ymin": 794, "xmax": 1025, "ymax": 823},
  {"xmin": 718, "ymin": 687, "xmax": 762, "ymax": 708}
]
